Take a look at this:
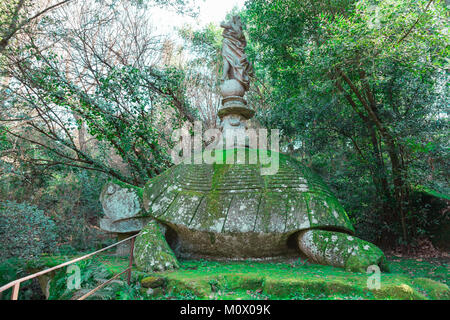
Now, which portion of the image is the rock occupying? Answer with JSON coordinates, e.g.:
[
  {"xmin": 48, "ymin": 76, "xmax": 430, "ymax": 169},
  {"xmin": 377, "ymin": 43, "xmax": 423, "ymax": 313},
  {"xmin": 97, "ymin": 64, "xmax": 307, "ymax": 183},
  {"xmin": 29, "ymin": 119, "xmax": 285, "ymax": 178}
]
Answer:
[
  {"xmin": 141, "ymin": 276, "xmax": 166, "ymax": 288},
  {"xmin": 98, "ymin": 181, "xmax": 152, "ymax": 256},
  {"xmin": 99, "ymin": 217, "xmax": 152, "ymax": 233},
  {"xmin": 97, "ymin": 15, "xmax": 389, "ymax": 273},
  {"xmin": 141, "ymin": 148, "xmax": 355, "ymax": 259},
  {"xmin": 297, "ymin": 229, "xmax": 388, "ymax": 272}
]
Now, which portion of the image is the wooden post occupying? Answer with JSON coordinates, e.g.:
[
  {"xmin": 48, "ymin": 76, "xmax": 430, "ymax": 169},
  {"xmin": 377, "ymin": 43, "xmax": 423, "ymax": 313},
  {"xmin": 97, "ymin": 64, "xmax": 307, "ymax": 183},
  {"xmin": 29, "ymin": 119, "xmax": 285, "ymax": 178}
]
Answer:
[
  {"xmin": 127, "ymin": 237, "xmax": 135, "ymax": 285},
  {"xmin": 11, "ymin": 283, "xmax": 20, "ymax": 300}
]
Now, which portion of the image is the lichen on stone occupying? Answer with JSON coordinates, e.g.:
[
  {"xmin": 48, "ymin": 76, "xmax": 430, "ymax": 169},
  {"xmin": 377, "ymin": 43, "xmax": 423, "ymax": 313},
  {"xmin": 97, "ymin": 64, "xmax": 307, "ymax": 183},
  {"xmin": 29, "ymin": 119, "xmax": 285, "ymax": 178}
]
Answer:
[
  {"xmin": 133, "ymin": 220, "xmax": 180, "ymax": 272},
  {"xmin": 298, "ymin": 229, "xmax": 389, "ymax": 273},
  {"xmin": 131, "ymin": 147, "xmax": 386, "ymax": 271}
]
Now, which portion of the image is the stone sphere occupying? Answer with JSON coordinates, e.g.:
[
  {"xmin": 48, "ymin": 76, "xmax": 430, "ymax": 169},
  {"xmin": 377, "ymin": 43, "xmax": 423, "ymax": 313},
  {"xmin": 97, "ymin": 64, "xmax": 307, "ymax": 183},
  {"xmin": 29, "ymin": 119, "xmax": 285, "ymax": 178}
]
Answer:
[{"xmin": 220, "ymin": 79, "xmax": 245, "ymax": 97}]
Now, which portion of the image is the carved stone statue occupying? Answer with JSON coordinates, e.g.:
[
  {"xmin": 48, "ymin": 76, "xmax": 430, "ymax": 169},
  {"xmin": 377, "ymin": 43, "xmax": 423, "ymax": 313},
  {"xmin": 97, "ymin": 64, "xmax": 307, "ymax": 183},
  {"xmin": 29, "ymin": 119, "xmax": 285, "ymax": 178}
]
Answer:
[
  {"xmin": 220, "ymin": 15, "xmax": 252, "ymax": 93},
  {"xmin": 218, "ymin": 15, "xmax": 254, "ymax": 148}
]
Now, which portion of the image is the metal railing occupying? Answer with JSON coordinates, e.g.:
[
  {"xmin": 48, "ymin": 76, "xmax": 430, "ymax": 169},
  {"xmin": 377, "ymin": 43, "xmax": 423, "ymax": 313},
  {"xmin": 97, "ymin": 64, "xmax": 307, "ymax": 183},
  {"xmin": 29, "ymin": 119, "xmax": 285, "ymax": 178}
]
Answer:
[{"xmin": 0, "ymin": 234, "xmax": 137, "ymax": 300}]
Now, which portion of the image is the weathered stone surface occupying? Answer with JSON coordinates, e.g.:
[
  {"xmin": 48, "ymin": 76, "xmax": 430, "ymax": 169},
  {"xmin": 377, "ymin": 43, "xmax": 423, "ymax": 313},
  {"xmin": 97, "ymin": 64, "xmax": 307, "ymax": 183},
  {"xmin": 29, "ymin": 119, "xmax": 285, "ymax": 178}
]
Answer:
[
  {"xmin": 254, "ymin": 192, "xmax": 288, "ymax": 233},
  {"xmin": 133, "ymin": 220, "xmax": 179, "ymax": 272},
  {"xmin": 220, "ymin": 15, "xmax": 252, "ymax": 92},
  {"xmin": 220, "ymin": 79, "xmax": 245, "ymax": 97},
  {"xmin": 141, "ymin": 276, "xmax": 166, "ymax": 288},
  {"xmin": 103, "ymin": 148, "xmax": 386, "ymax": 270},
  {"xmin": 189, "ymin": 193, "xmax": 232, "ymax": 233},
  {"xmin": 134, "ymin": 148, "xmax": 358, "ymax": 259},
  {"xmin": 99, "ymin": 217, "xmax": 152, "ymax": 233},
  {"xmin": 100, "ymin": 182, "xmax": 142, "ymax": 221},
  {"xmin": 285, "ymin": 192, "xmax": 310, "ymax": 231},
  {"xmin": 297, "ymin": 229, "xmax": 388, "ymax": 272},
  {"xmin": 223, "ymin": 193, "xmax": 260, "ymax": 233},
  {"xmin": 171, "ymin": 223, "xmax": 297, "ymax": 259},
  {"xmin": 98, "ymin": 181, "xmax": 154, "ymax": 238},
  {"xmin": 143, "ymin": 148, "xmax": 354, "ymax": 239}
]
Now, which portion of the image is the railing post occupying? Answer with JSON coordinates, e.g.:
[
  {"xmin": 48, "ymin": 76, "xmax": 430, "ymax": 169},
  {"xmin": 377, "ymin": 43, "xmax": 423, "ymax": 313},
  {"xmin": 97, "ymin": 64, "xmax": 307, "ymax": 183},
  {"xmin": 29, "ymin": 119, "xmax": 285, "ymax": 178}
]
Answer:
[
  {"xmin": 127, "ymin": 237, "xmax": 135, "ymax": 286},
  {"xmin": 11, "ymin": 282, "xmax": 20, "ymax": 300}
]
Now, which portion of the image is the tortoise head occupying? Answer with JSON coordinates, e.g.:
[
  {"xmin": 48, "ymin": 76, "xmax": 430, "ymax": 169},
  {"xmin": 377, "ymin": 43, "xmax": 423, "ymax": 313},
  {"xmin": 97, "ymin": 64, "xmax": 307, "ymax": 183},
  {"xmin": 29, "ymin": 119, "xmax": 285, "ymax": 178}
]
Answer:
[{"xmin": 100, "ymin": 181, "xmax": 144, "ymax": 221}]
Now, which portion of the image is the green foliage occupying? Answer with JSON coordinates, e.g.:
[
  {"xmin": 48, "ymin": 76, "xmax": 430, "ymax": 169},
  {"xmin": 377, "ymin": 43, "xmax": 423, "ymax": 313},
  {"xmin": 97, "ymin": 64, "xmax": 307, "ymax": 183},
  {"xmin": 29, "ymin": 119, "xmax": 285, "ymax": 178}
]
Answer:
[
  {"xmin": 244, "ymin": 0, "xmax": 449, "ymax": 244},
  {"xmin": 1, "ymin": 0, "xmax": 203, "ymax": 261},
  {"xmin": 0, "ymin": 258, "xmax": 46, "ymax": 300},
  {"xmin": 28, "ymin": 254, "xmax": 448, "ymax": 300},
  {"xmin": 14, "ymin": 52, "xmax": 186, "ymax": 185},
  {"xmin": 1, "ymin": 0, "xmax": 201, "ymax": 187},
  {"xmin": 46, "ymin": 257, "xmax": 144, "ymax": 300},
  {"xmin": 38, "ymin": 171, "xmax": 107, "ymax": 251},
  {"xmin": 49, "ymin": 258, "xmax": 106, "ymax": 299},
  {"xmin": 177, "ymin": 23, "xmax": 223, "ymax": 127},
  {"xmin": 115, "ymin": 283, "xmax": 143, "ymax": 300},
  {"xmin": 0, "ymin": 165, "xmax": 108, "ymax": 252},
  {"xmin": 0, "ymin": 201, "xmax": 57, "ymax": 262}
]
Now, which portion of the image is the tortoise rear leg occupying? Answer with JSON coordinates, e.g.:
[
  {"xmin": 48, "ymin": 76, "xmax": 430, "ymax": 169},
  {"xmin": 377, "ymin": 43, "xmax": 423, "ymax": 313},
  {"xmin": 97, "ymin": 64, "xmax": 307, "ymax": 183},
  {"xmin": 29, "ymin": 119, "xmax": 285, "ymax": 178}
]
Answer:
[
  {"xmin": 297, "ymin": 230, "xmax": 389, "ymax": 273},
  {"xmin": 133, "ymin": 220, "xmax": 180, "ymax": 272}
]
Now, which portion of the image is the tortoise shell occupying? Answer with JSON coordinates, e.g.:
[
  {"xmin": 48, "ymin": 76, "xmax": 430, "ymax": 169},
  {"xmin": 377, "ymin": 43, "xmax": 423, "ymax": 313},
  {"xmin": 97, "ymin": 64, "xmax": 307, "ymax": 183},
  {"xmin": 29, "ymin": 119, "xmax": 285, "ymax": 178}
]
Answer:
[{"xmin": 143, "ymin": 148, "xmax": 354, "ymax": 259}]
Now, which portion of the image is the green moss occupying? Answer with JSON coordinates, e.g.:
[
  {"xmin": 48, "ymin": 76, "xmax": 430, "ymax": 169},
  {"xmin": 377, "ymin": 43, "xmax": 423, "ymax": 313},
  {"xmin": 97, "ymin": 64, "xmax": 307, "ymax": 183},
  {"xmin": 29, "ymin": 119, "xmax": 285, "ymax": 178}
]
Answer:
[
  {"xmin": 32, "ymin": 254, "xmax": 449, "ymax": 300},
  {"xmin": 167, "ymin": 276, "xmax": 211, "ymax": 298},
  {"xmin": 133, "ymin": 221, "xmax": 179, "ymax": 272},
  {"xmin": 412, "ymin": 278, "xmax": 450, "ymax": 300},
  {"xmin": 263, "ymin": 278, "xmax": 359, "ymax": 298},
  {"xmin": 145, "ymin": 258, "xmax": 448, "ymax": 300},
  {"xmin": 221, "ymin": 273, "xmax": 264, "ymax": 291},
  {"xmin": 415, "ymin": 185, "xmax": 450, "ymax": 200},
  {"xmin": 141, "ymin": 276, "xmax": 167, "ymax": 288},
  {"xmin": 109, "ymin": 178, "xmax": 144, "ymax": 203},
  {"xmin": 372, "ymin": 284, "xmax": 425, "ymax": 300}
]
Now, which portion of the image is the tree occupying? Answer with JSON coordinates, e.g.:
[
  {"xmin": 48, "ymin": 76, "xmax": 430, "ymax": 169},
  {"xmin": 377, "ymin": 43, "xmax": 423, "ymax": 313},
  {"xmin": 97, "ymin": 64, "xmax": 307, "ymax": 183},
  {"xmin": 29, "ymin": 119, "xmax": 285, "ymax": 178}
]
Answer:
[
  {"xmin": 244, "ymin": 0, "xmax": 448, "ymax": 243},
  {"xmin": 0, "ymin": 0, "xmax": 72, "ymax": 54},
  {"xmin": 178, "ymin": 23, "xmax": 223, "ymax": 129},
  {"xmin": 1, "ymin": 0, "xmax": 199, "ymax": 186}
]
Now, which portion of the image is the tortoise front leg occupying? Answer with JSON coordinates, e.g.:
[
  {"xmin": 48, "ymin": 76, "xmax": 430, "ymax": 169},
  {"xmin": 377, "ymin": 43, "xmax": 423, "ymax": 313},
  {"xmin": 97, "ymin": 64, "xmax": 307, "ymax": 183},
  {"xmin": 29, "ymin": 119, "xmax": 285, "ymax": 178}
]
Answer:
[
  {"xmin": 297, "ymin": 229, "xmax": 389, "ymax": 273},
  {"xmin": 133, "ymin": 220, "xmax": 180, "ymax": 272}
]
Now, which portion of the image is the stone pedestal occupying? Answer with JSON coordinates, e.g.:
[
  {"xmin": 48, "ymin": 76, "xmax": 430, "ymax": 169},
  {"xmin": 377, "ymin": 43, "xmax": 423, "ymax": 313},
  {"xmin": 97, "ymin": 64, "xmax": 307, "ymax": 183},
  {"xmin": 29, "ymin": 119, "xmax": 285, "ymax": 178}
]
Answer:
[{"xmin": 218, "ymin": 80, "xmax": 255, "ymax": 149}]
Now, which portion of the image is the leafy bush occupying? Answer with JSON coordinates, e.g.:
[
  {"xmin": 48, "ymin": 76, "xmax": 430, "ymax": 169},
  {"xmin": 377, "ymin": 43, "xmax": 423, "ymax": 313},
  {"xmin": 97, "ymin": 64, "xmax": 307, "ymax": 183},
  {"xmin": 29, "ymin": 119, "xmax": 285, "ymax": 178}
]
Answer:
[
  {"xmin": 38, "ymin": 171, "xmax": 107, "ymax": 251},
  {"xmin": 0, "ymin": 201, "xmax": 57, "ymax": 262},
  {"xmin": 0, "ymin": 258, "xmax": 45, "ymax": 300},
  {"xmin": 0, "ymin": 165, "xmax": 108, "ymax": 253},
  {"xmin": 48, "ymin": 259, "xmax": 109, "ymax": 300}
]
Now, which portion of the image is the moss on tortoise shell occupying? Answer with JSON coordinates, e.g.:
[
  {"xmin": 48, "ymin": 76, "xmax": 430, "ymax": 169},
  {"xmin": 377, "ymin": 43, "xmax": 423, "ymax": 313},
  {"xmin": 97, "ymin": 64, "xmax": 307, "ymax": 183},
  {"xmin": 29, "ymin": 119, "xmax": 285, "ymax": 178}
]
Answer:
[{"xmin": 142, "ymin": 148, "xmax": 354, "ymax": 235}]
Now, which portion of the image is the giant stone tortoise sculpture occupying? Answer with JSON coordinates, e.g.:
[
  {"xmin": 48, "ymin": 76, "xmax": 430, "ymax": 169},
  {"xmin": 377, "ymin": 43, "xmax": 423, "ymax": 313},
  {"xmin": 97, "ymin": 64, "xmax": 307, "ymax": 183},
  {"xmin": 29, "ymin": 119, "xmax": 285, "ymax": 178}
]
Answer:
[{"xmin": 117, "ymin": 148, "xmax": 389, "ymax": 273}]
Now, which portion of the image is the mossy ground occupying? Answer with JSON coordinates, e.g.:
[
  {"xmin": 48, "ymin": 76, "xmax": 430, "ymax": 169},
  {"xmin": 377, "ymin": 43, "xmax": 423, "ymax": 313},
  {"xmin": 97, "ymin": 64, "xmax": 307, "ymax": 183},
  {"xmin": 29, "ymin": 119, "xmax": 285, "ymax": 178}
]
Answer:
[{"xmin": 35, "ymin": 254, "xmax": 449, "ymax": 300}]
